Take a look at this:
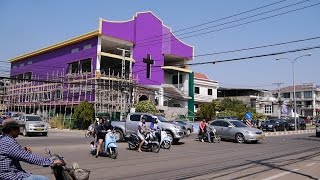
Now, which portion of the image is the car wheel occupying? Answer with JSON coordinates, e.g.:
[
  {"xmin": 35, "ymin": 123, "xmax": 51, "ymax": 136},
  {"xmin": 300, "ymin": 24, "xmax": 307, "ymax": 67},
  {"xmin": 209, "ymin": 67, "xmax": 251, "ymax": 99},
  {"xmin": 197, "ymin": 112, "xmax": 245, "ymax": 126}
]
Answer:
[
  {"xmin": 272, "ymin": 128, "xmax": 276, "ymax": 132},
  {"xmin": 165, "ymin": 131, "xmax": 174, "ymax": 143},
  {"xmin": 235, "ymin": 133, "xmax": 245, "ymax": 143},
  {"xmin": 173, "ymin": 138, "xmax": 180, "ymax": 144},
  {"xmin": 22, "ymin": 128, "xmax": 28, "ymax": 136},
  {"xmin": 42, "ymin": 132, "xmax": 48, "ymax": 136},
  {"xmin": 114, "ymin": 129, "xmax": 124, "ymax": 142},
  {"xmin": 316, "ymin": 132, "xmax": 320, "ymax": 137},
  {"xmin": 186, "ymin": 129, "xmax": 191, "ymax": 136}
]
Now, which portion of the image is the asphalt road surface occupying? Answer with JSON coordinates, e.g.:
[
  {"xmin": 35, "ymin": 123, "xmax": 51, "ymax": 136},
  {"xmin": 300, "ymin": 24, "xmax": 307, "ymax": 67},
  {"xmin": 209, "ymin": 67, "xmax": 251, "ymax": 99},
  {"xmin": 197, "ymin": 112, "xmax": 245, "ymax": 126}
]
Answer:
[{"xmin": 17, "ymin": 129, "xmax": 320, "ymax": 180}]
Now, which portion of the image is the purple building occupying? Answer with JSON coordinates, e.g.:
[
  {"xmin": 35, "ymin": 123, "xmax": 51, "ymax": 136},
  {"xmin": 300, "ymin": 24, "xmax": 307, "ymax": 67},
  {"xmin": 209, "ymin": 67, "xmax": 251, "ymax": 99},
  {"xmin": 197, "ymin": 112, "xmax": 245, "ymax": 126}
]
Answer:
[{"xmin": 7, "ymin": 11, "xmax": 195, "ymax": 120}]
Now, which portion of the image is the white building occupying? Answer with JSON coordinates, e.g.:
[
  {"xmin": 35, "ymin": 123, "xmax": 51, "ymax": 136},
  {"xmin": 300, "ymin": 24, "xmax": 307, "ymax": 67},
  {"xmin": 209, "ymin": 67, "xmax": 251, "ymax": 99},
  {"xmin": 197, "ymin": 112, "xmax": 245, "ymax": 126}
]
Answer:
[
  {"xmin": 193, "ymin": 73, "xmax": 219, "ymax": 112},
  {"xmin": 279, "ymin": 84, "xmax": 320, "ymax": 117}
]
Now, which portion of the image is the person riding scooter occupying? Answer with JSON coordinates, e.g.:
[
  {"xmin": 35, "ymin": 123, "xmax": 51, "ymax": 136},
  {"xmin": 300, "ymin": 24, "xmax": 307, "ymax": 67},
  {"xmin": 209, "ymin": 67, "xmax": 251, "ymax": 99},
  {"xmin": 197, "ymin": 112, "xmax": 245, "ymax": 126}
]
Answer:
[
  {"xmin": 150, "ymin": 118, "xmax": 161, "ymax": 141},
  {"xmin": 95, "ymin": 118, "xmax": 113, "ymax": 158},
  {"xmin": 137, "ymin": 115, "xmax": 150, "ymax": 152}
]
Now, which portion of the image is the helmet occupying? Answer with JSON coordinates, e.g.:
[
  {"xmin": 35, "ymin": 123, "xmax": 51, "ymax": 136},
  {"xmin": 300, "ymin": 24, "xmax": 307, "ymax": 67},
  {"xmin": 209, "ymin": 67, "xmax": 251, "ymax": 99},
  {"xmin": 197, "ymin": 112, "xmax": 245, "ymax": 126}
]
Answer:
[
  {"xmin": 96, "ymin": 118, "xmax": 99, "ymax": 122},
  {"xmin": 141, "ymin": 115, "xmax": 147, "ymax": 122}
]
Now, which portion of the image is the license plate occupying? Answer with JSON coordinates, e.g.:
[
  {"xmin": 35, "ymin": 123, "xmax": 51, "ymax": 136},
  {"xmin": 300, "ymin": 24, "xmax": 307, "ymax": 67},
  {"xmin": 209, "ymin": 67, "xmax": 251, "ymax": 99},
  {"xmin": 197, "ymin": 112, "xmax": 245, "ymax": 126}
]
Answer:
[{"xmin": 36, "ymin": 129, "xmax": 44, "ymax": 131}]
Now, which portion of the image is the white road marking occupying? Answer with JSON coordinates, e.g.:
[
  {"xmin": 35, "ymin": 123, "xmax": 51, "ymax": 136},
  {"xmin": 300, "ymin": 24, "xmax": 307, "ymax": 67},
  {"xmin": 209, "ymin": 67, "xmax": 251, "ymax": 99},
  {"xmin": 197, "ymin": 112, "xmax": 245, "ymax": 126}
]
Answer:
[
  {"xmin": 262, "ymin": 169, "xmax": 299, "ymax": 180},
  {"xmin": 306, "ymin": 163, "xmax": 316, "ymax": 167}
]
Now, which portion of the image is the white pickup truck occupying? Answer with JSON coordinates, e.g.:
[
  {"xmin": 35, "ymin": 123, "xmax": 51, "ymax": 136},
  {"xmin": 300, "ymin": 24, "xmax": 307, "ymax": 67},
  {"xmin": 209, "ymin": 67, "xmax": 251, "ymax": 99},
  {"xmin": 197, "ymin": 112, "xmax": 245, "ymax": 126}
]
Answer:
[{"xmin": 111, "ymin": 113, "xmax": 184, "ymax": 144}]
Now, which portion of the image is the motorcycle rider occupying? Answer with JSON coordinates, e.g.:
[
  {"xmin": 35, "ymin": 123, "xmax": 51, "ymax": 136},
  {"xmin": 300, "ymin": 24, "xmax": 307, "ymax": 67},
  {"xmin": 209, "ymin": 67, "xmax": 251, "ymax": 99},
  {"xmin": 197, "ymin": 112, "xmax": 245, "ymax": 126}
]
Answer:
[
  {"xmin": 205, "ymin": 120, "xmax": 212, "ymax": 143},
  {"xmin": 137, "ymin": 115, "xmax": 149, "ymax": 152},
  {"xmin": 150, "ymin": 118, "xmax": 161, "ymax": 141},
  {"xmin": 0, "ymin": 119, "xmax": 62, "ymax": 180},
  {"xmin": 95, "ymin": 117, "xmax": 113, "ymax": 158},
  {"xmin": 199, "ymin": 119, "xmax": 207, "ymax": 142}
]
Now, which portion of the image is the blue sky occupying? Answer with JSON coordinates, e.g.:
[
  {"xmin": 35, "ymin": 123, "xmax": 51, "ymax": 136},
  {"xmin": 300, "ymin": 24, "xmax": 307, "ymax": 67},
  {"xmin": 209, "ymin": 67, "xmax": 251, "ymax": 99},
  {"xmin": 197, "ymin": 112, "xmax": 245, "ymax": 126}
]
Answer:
[{"xmin": 0, "ymin": 0, "xmax": 319, "ymax": 90}]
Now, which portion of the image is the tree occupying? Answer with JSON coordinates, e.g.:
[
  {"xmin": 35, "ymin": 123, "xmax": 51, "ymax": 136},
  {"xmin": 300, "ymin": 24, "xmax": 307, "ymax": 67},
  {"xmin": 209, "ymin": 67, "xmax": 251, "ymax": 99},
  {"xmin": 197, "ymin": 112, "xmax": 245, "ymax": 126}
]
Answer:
[
  {"xmin": 73, "ymin": 100, "xmax": 95, "ymax": 129},
  {"xmin": 197, "ymin": 98, "xmax": 265, "ymax": 120},
  {"xmin": 134, "ymin": 100, "xmax": 158, "ymax": 114}
]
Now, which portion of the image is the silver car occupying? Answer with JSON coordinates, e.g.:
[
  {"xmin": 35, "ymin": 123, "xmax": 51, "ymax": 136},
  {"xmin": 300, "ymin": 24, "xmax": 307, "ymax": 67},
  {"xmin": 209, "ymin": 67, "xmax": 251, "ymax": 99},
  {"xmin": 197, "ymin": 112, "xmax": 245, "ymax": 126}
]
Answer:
[
  {"xmin": 19, "ymin": 114, "xmax": 48, "ymax": 136},
  {"xmin": 210, "ymin": 119, "xmax": 265, "ymax": 143}
]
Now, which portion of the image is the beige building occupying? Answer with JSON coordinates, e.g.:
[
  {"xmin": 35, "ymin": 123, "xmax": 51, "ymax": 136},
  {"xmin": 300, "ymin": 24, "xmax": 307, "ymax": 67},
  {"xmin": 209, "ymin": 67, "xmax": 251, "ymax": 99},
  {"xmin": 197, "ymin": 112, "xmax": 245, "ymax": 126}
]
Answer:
[
  {"xmin": 278, "ymin": 84, "xmax": 320, "ymax": 117},
  {"xmin": 217, "ymin": 87, "xmax": 280, "ymax": 117}
]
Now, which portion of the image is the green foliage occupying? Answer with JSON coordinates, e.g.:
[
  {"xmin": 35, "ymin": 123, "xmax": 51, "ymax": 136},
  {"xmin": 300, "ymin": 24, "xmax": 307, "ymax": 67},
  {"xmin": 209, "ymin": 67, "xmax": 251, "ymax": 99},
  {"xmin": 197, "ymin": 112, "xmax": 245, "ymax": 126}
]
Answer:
[
  {"xmin": 49, "ymin": 115, "xmax": 64, "ymax": 129},
  {"xmin": 134, "ymin": 100, "xmax": 158, "ymax": 114},
  {"xmin": 197, "ymin": 98, "xmax": 265, "ymax": 120},
  {"xmin": 73, "ymin": 100, "xmax": 95, "ymax": 129}
]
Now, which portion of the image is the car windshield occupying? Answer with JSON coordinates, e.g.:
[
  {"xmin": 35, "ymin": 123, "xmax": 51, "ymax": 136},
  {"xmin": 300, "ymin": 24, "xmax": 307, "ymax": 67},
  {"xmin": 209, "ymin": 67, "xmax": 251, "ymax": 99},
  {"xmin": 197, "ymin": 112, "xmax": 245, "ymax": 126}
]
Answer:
[
  {"xmin": 229, "ymin": 121, "xmax": 247, "ymax": 127},
  {"xmin": 12, "ymin": 114, "xmax": 20, "ymax": 117},
  {"xmin": 269, "ymin": 120, "xmax": 276, "ymax": 123},
  {"xmin": 156, "ymin": 115, "xmax": 168, "ymax": 122},
  {"xmin": 177, "ymin": 121, "xmax": 187, "ymax": 125},
  {"xmin": 287, "ymin": 119, "xmax": 295, "ymax": 123},
  {"xmin": 26, "ymin": 116, "xmax": 42, "ymax": 121}
]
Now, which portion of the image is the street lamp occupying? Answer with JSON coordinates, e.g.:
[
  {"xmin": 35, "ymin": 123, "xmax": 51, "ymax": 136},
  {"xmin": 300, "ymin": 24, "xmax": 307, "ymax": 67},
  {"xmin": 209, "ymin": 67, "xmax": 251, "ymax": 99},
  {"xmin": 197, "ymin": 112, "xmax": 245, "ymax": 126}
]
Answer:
[{"xmin": 276, "ymin": 53, "xmax": 312, "ymax": 131}]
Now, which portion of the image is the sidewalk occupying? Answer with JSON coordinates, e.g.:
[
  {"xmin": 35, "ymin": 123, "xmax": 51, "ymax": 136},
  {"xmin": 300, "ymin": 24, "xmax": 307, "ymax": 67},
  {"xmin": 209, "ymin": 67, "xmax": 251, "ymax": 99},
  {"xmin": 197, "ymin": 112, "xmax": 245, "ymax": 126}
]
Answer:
[{"xmin": 264, "ymin": 129, "xmax": 315, "ymax": 137}]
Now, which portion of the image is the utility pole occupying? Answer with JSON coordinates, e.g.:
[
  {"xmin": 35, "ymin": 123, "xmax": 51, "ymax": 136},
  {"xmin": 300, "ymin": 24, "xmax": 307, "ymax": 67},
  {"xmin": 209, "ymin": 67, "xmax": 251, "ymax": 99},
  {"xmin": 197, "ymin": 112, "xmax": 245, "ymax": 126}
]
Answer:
[{"xmin": 273, "ymin": 82, "xmax": 284, "ymax": 118}]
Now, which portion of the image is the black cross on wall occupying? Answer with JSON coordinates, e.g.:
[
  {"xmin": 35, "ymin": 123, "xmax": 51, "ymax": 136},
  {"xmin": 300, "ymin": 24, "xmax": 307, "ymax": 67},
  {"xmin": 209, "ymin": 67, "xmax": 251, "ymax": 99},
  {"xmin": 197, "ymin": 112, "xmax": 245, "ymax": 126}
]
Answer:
[{"xmin": 143, "ymin": 54, "xmax": 154, "ymax": 79}]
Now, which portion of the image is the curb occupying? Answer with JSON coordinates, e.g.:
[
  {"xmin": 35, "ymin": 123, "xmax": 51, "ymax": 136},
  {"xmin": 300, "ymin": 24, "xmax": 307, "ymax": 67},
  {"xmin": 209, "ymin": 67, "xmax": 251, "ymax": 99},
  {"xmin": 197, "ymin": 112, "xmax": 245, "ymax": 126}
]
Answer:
[
  {"xmin": 48, "ymin": 128, "xmax": 86, "ymax": 133},
  {"xmin": 264, "ymin": 129, "xmax": 315, "ymax": 137}
]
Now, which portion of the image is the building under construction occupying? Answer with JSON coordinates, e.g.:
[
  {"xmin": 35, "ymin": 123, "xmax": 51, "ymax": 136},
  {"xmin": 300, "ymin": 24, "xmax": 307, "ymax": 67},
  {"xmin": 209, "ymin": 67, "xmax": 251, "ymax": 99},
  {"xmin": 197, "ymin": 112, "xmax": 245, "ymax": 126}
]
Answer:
[{"xmin": 6, "ymin": 12, "xmax": 195, "ymax": 121}]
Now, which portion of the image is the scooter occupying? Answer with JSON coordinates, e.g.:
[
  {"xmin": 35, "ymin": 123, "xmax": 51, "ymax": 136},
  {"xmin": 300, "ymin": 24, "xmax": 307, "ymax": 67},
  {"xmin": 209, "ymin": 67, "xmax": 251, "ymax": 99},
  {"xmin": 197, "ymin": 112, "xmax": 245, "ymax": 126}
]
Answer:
[
  {"xmin": 103, "ymin": 130, "xmax": 118, "ymax": 159},
  {"xmin": 44, "ymin": 148, "xmax": 90, "ymax": 180},
  {"xmin": 152, "ymin": 129, "xmax": 172, "ymax": 149},
  {"xmin": 198, "ymin": 127, "xmax": 221, "ymax": 143},
  {"xmin": 127, "ymin": 132, "xmax": 160, "ymax": 153}
]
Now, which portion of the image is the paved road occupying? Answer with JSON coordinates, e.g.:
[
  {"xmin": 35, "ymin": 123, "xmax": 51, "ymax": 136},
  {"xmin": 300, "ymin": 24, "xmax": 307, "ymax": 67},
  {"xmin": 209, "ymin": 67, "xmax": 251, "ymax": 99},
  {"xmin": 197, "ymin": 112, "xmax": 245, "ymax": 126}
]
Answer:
[{"xmin": 18, "ymin": 129, "xmax": 320, "ymax": 180}]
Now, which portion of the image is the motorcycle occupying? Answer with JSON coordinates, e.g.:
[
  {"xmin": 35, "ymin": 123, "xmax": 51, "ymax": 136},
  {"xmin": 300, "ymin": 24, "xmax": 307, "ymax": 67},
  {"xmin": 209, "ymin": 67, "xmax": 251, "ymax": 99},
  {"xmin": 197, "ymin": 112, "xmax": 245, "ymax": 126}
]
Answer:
[
  {"xmin": 198, "ymin": 127, "xmax": 221, "ymax": 143},
  {"xmin": 44, "ymin": 148, "xmax": 90, "ymax": 180},
  {"xmin": 85, "ymin": 124, "xmax": 94, "ymax": 138},
  {"xmin": 151, "ymin": 129, "xmax": 172, "ymax": 149},
  {"xmin": 127, "ymin": 132, "xmax": 160, "ymax": 153},
  {"xmin": 103, "ymin": 130, "xmax": 118, "ymax": 159}
]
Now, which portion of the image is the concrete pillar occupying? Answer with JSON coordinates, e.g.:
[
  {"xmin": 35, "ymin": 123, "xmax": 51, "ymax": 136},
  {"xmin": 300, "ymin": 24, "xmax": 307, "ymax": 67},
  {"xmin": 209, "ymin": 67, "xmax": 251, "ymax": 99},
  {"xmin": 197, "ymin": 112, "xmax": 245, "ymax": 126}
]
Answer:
[{"xmin": 158, "ymin": 88, "xmax": 164, "ymax": 106}]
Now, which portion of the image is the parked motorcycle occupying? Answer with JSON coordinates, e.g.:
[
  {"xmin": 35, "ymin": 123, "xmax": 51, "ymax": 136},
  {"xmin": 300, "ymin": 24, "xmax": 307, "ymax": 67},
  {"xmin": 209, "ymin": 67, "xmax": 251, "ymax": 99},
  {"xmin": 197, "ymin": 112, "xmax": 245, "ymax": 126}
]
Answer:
[
  {"xmin": 198, "ymin": 127, "xmax": 221, "ymax": 143},
  {"xmin": 44, "ymin": 148, "xmax": 90, "ymax": 180},
  {"xmin": 103, "ymin": 130, "xmax": 118, "ymax": 159},
  {"xmin": 127, "ymin": 133, "xmax": 160, "ymax": 153}
]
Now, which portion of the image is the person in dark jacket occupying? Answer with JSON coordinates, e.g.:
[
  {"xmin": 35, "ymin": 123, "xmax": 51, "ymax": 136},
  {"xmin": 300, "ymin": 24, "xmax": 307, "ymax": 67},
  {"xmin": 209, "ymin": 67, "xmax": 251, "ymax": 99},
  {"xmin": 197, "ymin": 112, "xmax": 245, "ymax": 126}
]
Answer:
[{"xmin": 95, "ymin": 118, "xmax": 113, "ymax": 158}]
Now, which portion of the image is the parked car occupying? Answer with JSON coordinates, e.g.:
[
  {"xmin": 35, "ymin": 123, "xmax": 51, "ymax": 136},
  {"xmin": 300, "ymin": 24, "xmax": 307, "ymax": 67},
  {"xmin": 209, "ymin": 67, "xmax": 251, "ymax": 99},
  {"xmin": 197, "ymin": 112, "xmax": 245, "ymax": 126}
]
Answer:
[
  {"xmin": 18, "ymin": 114, "xmax": 49, "ymax": 136},
  {"xmin": 315, "ymin": 119, "xmax": 320, "ymax": 137},
  {"xmin": 261, "ymin": 119, "xmax": 288, "ymax": 132},
  {"xmin": 286, "ymin": 118, "xmax": 307, "ymax": 130},
  {"xmin": 210, "ymin": 119, "xmax": 264, "ymax": 143},
  {"xmin": 173, "ymin": 120, "xmax": 194, "ymax": 136}
]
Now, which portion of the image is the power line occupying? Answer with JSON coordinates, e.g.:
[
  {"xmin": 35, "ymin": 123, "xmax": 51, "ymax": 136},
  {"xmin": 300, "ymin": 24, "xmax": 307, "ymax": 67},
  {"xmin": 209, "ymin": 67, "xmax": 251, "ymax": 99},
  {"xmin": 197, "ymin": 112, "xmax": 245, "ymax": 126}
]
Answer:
[
  {"xmin": 135, "ymin": 2, "xmax": 320, "ymax": 49},
  {"xmin": 135, "ymin": 0, "xmax": 312, "ymax": 47},
  {"xmin": 120, "ymin": 0, "xmax": 289, "ymax": 46},
  {"xmin": 186, "ymin": 45, "xmax": 320, "ymax": 66}
]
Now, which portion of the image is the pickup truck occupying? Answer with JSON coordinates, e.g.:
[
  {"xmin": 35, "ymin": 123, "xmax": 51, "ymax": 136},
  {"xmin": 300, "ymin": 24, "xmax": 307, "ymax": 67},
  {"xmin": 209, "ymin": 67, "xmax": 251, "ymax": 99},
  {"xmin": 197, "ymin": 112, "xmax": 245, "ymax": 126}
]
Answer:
[{"xmin": 111, "ymin": 113, "xmax": 184, "ymax": 144}]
